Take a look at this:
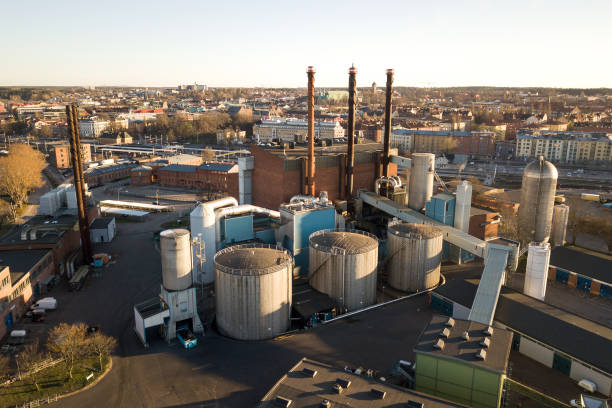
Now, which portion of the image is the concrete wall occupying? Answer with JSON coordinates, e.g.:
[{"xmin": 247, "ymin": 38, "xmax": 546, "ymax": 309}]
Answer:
[
  {"xmin": 452, "ymin": 302, "xmax": 471, "ymax": 320},
  {"xmin": 570, "ymin": 360, "xmax": 612, "ymax": 397},
  {"xmin": 518, "ymin": 335, "xmax": 555, "ymax": 367}
]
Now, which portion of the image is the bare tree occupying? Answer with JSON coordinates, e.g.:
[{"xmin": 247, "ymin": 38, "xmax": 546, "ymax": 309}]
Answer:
[
  {"xmin": 88, "ymin": 332, "xmax": 117, "ymax": 370},
  {"xmin": 47, "ymin": 323, "xmax": 88, "ymax": 379},
  {"xmin": 0, "ymin": 143, "xmax": 46, "ymax": 220},
  {"xmin": 201, "ymin": 147, "xmax": 216, "ymax": 162},
  {"xmin": 16, "ymin": 339, "xmax": 44, "ymax": 392}
]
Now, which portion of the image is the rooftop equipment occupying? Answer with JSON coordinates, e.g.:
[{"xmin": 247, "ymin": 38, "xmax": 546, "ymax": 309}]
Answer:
[
  {"xmin": 214, "ymin": 244, "xmax": 293, "ymax": 340},
  {"xmin": 386, "ymin": 223, "xmax": 443, "ymax": 292},
  {"xmin": 308, "ymin": 229, "xmax": 378, "ymax": 311},
  {"xmin": 524, "ymin": 241, "xmax": 551, "ymax": 301},
  {"xmin": 518, "ymin": 156, "xmax": 558, "ymax": 243}
]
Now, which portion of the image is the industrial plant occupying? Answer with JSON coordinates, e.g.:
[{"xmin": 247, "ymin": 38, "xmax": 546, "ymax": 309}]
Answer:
[{"xmin": 122, "ymin": 66, "xmax": 612, "ymax": 408}]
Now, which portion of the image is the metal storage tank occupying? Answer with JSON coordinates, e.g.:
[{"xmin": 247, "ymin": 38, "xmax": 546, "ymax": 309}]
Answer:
[
  {"xmin": 518, "ymin": 156, "xmax": 558, "ymax": 243},
  {"xmin": 214, "ymin": 244, "xmax": 293, "ymax": 340},
  {"xmin": 409, "ymin": 153, "xmax": 435, "ymax": 211},
  {"xmin": 387, "ymin": 223, "xmax": 443, "ymax": 292},
  {"xmin": 523, "ymin": 241, "xmax": 551, "ymax": 301},
  {"xmin": 309, "ymin": 229, "xmax": 378, "ymax": 311},
  {"xmin": 551, "ymin": 204, "xmax": 569, "ymax": 247},
  {"xmin": 160, "ymin": 229, "xmax": 193, "ymax": 291}
]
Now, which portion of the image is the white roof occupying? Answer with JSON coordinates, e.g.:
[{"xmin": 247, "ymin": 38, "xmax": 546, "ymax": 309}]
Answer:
[
  {"xmin": 100, "ymin": 206, "xmax": 149, "ymax": 217},
  {"xmin": 99, "ymin": 200, "xmax": 167, "ymax": 211}
]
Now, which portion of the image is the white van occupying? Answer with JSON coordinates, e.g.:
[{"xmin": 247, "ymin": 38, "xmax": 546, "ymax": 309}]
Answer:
[{"xmin": 31, "ymin": 297, "xmax": 57, "ymax": 310}]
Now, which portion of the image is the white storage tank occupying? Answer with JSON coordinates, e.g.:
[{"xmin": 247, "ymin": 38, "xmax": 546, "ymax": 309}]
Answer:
[
  {"xmin": 309, "ymin": 229, "xmax": 378, "ymax": 311},
  {"xmin": 523, "ymin": 241, "xmax": 551, "ymax": 301},
  {"xmin": 551, "ymin": 204, "xmax": 569, "ymax": 247},
  {"xmin": 160, "ymin": 229, "xmax": 193, "ymax": 291},
  {"xmin": 409, "ymin": 153, "xmax": 435, "ymax": 211},
  {"xmin": 387, "ymin": 223, "xmax": 443, "ymax": 292},
  {"xmin": 214, "ymin": 244, "xmax": 293, "ymax": 340}
]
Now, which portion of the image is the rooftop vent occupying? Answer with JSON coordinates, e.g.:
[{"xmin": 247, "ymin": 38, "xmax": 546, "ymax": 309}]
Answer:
[
  {"xmin": 371, "ymin": 388, "xmax": 387, "ymax": 400},
  {"xmin": 303, "ymin": 368, "xmax": 318, "ymax": 378},
  {"xmin": 336, "ymin": 378, "xmax": 351, "ymax": 389},
  {"xmin": 406, "ymin": 400, "xmax": 425, "ymax": 408},
  {"xmin": 321, "ymin": 401, "xmax": 331, "ymax": 408},
  {"xmin": 439, "ymin": 328, "xmax": 450, "ymax": 338},
  {"xmin": 480, "ymin": 337, "xmax": 491, "ymax": 348},
  {"xmin": 483, "ymin": 326, "xmax": 494, "ymax": 336},
  {"xmin": 333, "ymin": 384, "xmax": 343, "ymax": 394},
  {"xmin": 461, "ymin": 331, "xmax": 470, "ymax": 341},
  {"xmin": 433, "ymin": 339, "xmax": 445, "ymax": 350},
  {"xmin": 275, "ymin": 396, "xmax": 292, "ymax": 407},
  {"xmin": 444, "ymin": 317, "xmax": 455, "ymax": 327},
  {"xmin": 475, "ymin": 348, "xmax": 487, "ymax": 360}
]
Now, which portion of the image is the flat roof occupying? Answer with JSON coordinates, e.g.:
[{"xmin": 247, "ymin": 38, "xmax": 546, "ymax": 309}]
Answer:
[
  {"xmin": 90, "ymin": 217, "xmax": 114, "ymax": 230},
  {"xmin": 0, "ymin": 249, "xmax": 51, "ymax": 285},
  {"xmin": 0, "ymin": 215, "xmax": 77, "ymax": 246},
  {"xmin": 260, "ymin": 142, "xmax": 390, "ymax": 159},
  {"xmin": 435, "ymin": 279, "xmax": 612, "ymax": 374},
  {"xmin": 258, "ymin": 358, "xmax": 465, "ymax": 408},
  {"xmin": 549, "ymin": 246, "xmax": 612, "ymax": 284},
  {"xmin": 100, "ymin": 207, "xmax": 149, "ymax": 217},
  {"xmin": 414, "ymin": 315, "xmax": 512, "ymax": 374}
]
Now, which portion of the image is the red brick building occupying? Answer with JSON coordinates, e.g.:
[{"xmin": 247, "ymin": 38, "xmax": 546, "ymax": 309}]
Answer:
[
  {"xmin": 157, "ymin": 162, "xmax": 239, "ymax": 197},
  {"xmin": 52, "ymin": 143, "xmax": 91, "ymax": 169},
  {"xmin": 131, "ymin": 165, "xmax": 153, "ymax": 186},
  {"xmin": 468, "ymin": 207, "xmax": 500, "ymax": 240},
  {"xmin": 84, "ymin": 162, "xmax": 137, "ymax": 186},
  {"xmin": 251, "ymin": 143, "xmax": 397, "ymax": 210}
]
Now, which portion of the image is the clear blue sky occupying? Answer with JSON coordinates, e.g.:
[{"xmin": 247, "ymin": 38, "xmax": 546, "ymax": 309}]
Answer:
[{"xmin": 1, "ymin": 0, "xmax": 611, "ymax": 88}]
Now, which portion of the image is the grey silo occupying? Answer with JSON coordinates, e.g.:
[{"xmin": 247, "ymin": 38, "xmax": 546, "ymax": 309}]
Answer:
[
  {"xmin": 386, "ymin": 223, "xmax": 443, "ymax": 292},
  {"xmin": 160, "ymin": 229, "xmax": 193, "ymax": 291},
  {"xmin": 409, "ymin": 153, "xmax": 435, "ymax": 211},
  {"xmin": 214, "ymin": 244, "xmax": 293, "ymax": 341},
  {"xmin": 308, "ymin": 230, "xmax": 378, "ymax": 311},
  {"xmin": 518, "ymin": 156, "xmax": 558, "ymax": 243}
]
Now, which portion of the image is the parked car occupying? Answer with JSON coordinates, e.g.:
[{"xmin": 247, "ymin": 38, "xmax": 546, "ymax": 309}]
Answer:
[
  {"xmin": 30, "ymin": 297, "xmax": 57, "ymax": 310},
  {"xmin": 31, "ymin": 309, "xmax": 46, "ymax": 323}
]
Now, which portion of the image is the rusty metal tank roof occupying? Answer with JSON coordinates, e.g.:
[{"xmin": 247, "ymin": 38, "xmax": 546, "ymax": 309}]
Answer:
[
  {"xmin": 214, "ymin": 244, "xmax": 292, "ymax": 275},
  {"xmin": 309, "ymin": 230, "xmax": 378, "ymax": 254},
  {"xmin": 389, "ymin": 223, "xmax": 443, "ymax": 239}
]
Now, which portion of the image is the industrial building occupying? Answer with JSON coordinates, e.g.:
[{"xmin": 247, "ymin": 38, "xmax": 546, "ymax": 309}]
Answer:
[
  {"xmin": 84, "ymin": 161, "xmax": 137, "ymax": 186},
  {"xmin": 52, "ymin": 143, "xmax": 91, "ymax": 169},
  {"xmin": 433, "ymin": 279, "xmax": 612, "ymax": 396},
  {"xmin": 90, "ymin": 217, "xmax": 116, "ymax": 243},
  {"xmin": 414, "ymin": 315, "xmax": 512, "ymax": 408},
  {"xmin": 157, "ymin": 162, "xmax": 239, "ymax": 196},
  {"xmin": 258, "ymin": 358, "xmax": 465, "ymax": 408},
  {"xmin": 390, "ymin": 129, "xmax": 496, "ymax": 157}
]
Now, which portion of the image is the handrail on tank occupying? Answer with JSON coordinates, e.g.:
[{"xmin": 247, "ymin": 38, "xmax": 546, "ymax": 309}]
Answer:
[
  {"xmin": 213, "ymin": 243, "xmax": 294, "ymax": 276},
  {"xmin": 308, "ymin": 228, "xmax": 379, "ymax": 255}
]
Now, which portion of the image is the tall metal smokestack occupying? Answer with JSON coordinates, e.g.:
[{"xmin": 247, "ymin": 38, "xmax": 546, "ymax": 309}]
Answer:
[
  {"xmin": 71, "ymin": 105, "xmax": 88, "ymax": 211},
  {"xmin": 307, "ymin": 66, "xmax": 316, "ymax": 196},
  {"xmin": 66, "ymin": 105, "xmax": 92, "ymax": 263},
  {"xmin": 346, "ymin": 65, "xmax": 357, "ymax": 199},
  {"xmin": 382, "ymin": 69, "xmax": 394, "ymax": 177}
]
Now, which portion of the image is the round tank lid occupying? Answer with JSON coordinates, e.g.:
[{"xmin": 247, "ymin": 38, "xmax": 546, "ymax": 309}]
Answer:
[
  {"xmin": 389, "ymin": 223, "xmax": 442, "ymax": 239},
  {"xmin": 310, "ymin": 231, "xmax": 378, "ymax": 254},
  {"xmin": 524, "ymin": 157, "xmax": 558, "ymax": 179},
  {"xmin": 160, "ymin": 228, "xmax": 190, "ymax": 238},
  {"xmin": 215, "ymin": 246, "xmax": 292, "ymax": 275}
]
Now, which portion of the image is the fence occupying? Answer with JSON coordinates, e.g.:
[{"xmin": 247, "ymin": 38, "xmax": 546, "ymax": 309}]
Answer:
[{"xmin": 14, "ymin": 393, "xmax": 59, "ymax": 408}]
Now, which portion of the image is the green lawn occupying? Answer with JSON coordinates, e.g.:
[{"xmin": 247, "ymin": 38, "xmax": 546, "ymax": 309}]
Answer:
[{"xmin": 0, "ymin": 357, "xmax": 109, "ymax": 408}]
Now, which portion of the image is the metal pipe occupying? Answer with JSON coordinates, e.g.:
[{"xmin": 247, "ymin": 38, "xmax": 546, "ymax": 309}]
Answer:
[
  {"xmin": 214, "ymin": 204, "xmax": 280, "ymax": 245},
  {"xmin": 307, "ymin": 66, "xmax": 316, "ymax": 196},
  {"xmin": 66, "ymin": 105, "xmax": 91, "ymax": 263},
  {"xmin": 346, "ymin": 65, "xmax": 357, "ymax": 198},
  {"xmin": 289, "ymin": 195, "xmax": 316, "ymax": 204},
  {"xmin": 383, "ymin": 69, "xmax": 394, "ymax": 177}
]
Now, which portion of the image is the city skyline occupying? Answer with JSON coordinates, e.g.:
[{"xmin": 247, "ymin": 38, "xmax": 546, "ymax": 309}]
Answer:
[{"xmin": 1, "ymin": 0, "xmax": 612, "ymax": 88}]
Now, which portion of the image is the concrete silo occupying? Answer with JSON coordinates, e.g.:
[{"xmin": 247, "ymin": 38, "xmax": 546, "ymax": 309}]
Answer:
[
  {"xmin": 518, "ymin": 156, "xmax": 558, "ymax": 243},
  {"xmin": 309, "ymin": 230, "xmax": 378, "ymax": 311},
  {"xmin": 386, "ymin": 223, "xmax": 443, "ymax": 292},
  {"xmin": 214, "ymin": 244, "xmax": 293, "ymax": 340},
  {"xmin": 409, "ymin": 153, "xmax": 435, "ymax": 211},
  {"xmin": 551, "ymin": 204, "xmax": 569, "ymax": 247}
]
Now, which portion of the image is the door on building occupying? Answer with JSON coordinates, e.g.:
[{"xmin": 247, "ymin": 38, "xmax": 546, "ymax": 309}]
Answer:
[
  {"xmin": 5, "ymin": 313, "xmax": 13, "ymax": 330},
  {"xmin": 552, "ymin": 353, "xmax": 571, "ymax": 376},
  {"xmin": 512, "ymin": 333, "xmax": 521, "ymax": 351},
  {"xmin": 100, "ymin": 235, "xmax": 104, "ymax": 243},
  {"xmin": 34, "ymin": 283, "xmax": 40, "ymax": 298}
]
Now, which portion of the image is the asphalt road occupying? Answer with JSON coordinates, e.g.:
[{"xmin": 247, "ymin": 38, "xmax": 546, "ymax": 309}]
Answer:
[{"xmin": 44, "ymin": 209, "xmax": 434, "ymax": 408}]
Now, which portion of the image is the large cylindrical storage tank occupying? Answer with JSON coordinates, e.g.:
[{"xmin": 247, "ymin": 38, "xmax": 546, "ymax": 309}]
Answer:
[
  {"xmin": 551, "ymin": 204, "xmax": 569, "ymax": 247},
  {"xmin": 518, "ymin": 156, "xmax": 558, "ymax": 243},
  {"xmin": 214, "ymin": 244, "xmax": 293, "ymax": 340},
  {"xmin": 309, "ymin": 230, "xmax": 378, "ymax": 311},
  {"xmin": 523, "ymin": 242, "xmax": 551, "ymax": 301},
  {"xmin": 409, "ymin": 153, "xmax": 435, "ymax": 211},
  {"xmin": 160, "ymin": 229, "xmax": 193, "ymax": 291},
  {"xmin": 387, "ymin": 223, "xmax": 443, "ymax": 292}
]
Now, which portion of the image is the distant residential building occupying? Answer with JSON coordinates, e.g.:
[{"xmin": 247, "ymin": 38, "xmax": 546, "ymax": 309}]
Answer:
[
  {"xmin": 216, "ymin": 128, "xmax": 246, "ymax": 145},
  {"xmin": 317, "ymin": 89, "xmax": 348, "ymax": 103},
  {"xmin": 53, "ymin": 143, "xmax": 91, "ymax": 169},
  {"xmin": 390, "ymin": 130, "xmax": 496, "ymax": 157},
  {"xmin": 98, "ymin": 131, "xmax": 133, "ymax": 145},
  {"xmin": 79, "ymin": 117, "xmax": 109, "ymax": 137},
  {"xmin": 254, "ymin": 117, "xmax": 344, "ymax": 143},
  {"xmin": 516, "ymin": 129, "xmax": 612, "ymax": 163}
]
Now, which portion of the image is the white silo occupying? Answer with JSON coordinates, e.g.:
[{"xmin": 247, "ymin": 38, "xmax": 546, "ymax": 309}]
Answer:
[
  {"xmin": 523, "ymin": 242, "xmax": 551, "ymax": 301},
  {"xmin": 551, "ymin": 204, "xmax": 569, "ymax": 247},
  {"xmin": 409, "ymin": 153, "xmax": 435, "ymax": 211}
]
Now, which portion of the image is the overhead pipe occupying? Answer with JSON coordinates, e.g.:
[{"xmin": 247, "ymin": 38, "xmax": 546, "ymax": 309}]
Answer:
[
  {"xmin": 66, "ymin": 104, "xmax": 92, "ymax": 263},
  {"xmin": 346, "ymin": 65, "xmax": 357, "ymax": 199},
  {"xmin": 382, "ymin": 69, "xmax": 394, "ymax": 177},
  {"xmin": 215, "ymin": 205, "xmax": 280, "ymax": 245},
  {"xmin": 307, "ymin": 66, "xmax": 316, "ymax": 196}
]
